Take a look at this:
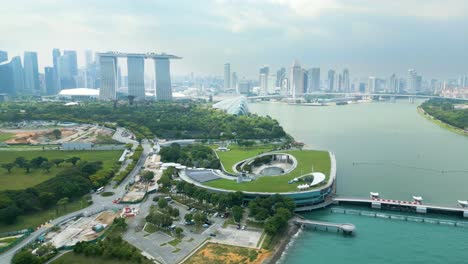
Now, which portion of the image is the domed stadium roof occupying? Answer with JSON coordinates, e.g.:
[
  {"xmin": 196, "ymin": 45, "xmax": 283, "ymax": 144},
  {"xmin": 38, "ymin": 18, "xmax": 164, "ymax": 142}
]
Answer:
[{"xmin": 212, "ymin": 96, "xmax": 249, "ymax": 115}]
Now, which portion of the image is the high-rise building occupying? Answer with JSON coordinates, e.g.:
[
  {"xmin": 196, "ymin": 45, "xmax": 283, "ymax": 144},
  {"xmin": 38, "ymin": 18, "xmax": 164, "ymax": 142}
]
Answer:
[
  {"xmin": 342, "ymin": 69, "xmax": 350, "ymax": 92},
  {"xmin": 0, "ymin": 51, "xmax": 8, "ymax": 63},
  {"xmin": 154, "ymin": 58, "xmax": 173, "ymax": 101},
  {"xmin": 23, "ymin": 51, "xmax": 40, "ymax": 94},
  {"xmin": 127, "ymin": 55, "xmax": 145, "ymax": 100},
  {"xmin": 52, "ymin": 49, "xmax": 61, "ymax": 92},
  {"xmin": 231, "ymin": 72, "xmax": 238, "ymax": 91},
  {"xmin": 308, "ymin": 68, "xmax": 320, "ymax": 92},
  {"xmin": 388, "ymin": 74, "xmax": 398, "ymax": 93},
  {"xmin": 337, "ymin": 73, "xmax": 343, "ymax": 92},
  {"xmin": 44, "ymin": 67, "xmax": 55, "ymax": 95},
  {"xmin": 99, "ymin": 55, "xmax": 118, "ymax": 100},
  {"xmin": 63, "ymin": 50, "xmax": 78, "ymax": 76},
  {"xmin": 10, "ymin": 56, "xmax": 24, "ymax": 95},
  {"xmin": 290, "ymin": 60, "xmax": 304, "ymax": 98},
  {"xmin": 0, "ymin": 61, "xmax": 14, "ymax": 94},
  {"xmin": 85, "ymin": 50, "xmax": 94, "ymax": 68},
  {"xmin": 406, "ymin": 69, "xmax": 418, "ymax": 93},
  {"xmin": 276, "ymin": 68, "xmax": 286, "ymax": 87},
  {"xmin": 58, "ymin": 53, "xmax": 76, "ymax": 89},
  {"xmin": 259, "ymin": 66, "xmax": 269, "ymax": 95},
  {"xmin": 224, "ymin": 63, "xmax": 231, "ymax": 89},
  {"xmin": 368, "ymin": 77, "xmax": 377, "ymax": 93},
  {"xmin": 302, "ymin": 69, "xmax": 308, "ymax": 94},
  {"xmin": 268, "ymin": 74, "xmax": 277, "ymax": 94},
  {"xmin": 327, "ymin": 70, "xmax": 335, "ymax": 91},
  {"xmin": 238, "ymin": 80, "xmax": 251, "ymax": 94}
]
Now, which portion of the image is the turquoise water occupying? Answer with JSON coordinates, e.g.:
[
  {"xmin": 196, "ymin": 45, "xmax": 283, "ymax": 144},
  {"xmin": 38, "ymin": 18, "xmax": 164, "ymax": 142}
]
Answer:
[{"xmin": 249, "ymin": 101, "xmax": 468, "ymax": 264}]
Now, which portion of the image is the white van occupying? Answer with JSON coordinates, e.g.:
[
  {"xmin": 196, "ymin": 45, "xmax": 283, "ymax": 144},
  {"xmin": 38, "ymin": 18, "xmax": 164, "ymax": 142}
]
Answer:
[{"xmin": 96, "ymin": 187, "xmax": 105, "ymax": 194}]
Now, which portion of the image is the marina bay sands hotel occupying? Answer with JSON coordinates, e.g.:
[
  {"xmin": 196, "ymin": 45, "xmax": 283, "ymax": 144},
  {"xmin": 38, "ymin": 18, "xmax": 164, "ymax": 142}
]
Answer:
[{"xmin": 97, "ymin": 52, "xmax": 181, "ymax": 101}]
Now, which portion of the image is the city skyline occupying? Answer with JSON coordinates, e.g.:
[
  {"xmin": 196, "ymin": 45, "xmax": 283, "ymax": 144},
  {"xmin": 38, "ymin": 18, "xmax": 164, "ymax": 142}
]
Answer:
[{"xmin": 1, "ymin": 0, "xmax": 468, "ymax": 79}]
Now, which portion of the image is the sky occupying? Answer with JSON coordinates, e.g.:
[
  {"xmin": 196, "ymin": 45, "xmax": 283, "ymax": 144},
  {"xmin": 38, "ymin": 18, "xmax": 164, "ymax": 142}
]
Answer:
[{"xmin": 1, "ymin": 0, "xmax": 468, "ymax": 79}]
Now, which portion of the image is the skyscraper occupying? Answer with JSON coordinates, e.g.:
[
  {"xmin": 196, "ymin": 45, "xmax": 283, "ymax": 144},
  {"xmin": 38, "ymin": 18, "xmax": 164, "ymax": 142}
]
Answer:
[
  {"xmin": 302, "ymin": 69, "xmax": 308, "ymax": 94},
  {"xmin": 44, "ymin": 67, "xmax": 55, "ymax": 95},
  {"xmin": 368, "ymin": 77, "xmax": 377, "ymax": 93},
  {"xmin": 23, "ymin": 51, "xmax": 40, "ymax": 94},
  {"xmin": 337, "ymin": 73, "xmax": 343, "ymax": 92},
  {"xmin": 99, "ymin": 55, "xmax": 118, "ymax": 101},
  {"xmin": 388, "ymin": 73, "xmax": 398, "ymax": 93},
  {"xmin": 268, "ymin": 74, "xmax": 277, "ymax": 94},
  {"xmin": 10, "ymin": 56, "xmax": 24, "ymax": 94},
  {"xmin": 63, "ymin": 50, "xmax": 78, "ymax": 76},
  {"xmin": 406, "ymin": 69, "xmax": 417, "ymax": 93},
  {"xmin": 224, "ymin": 63, "xmax": 231, "ymax": 89},
  {"xmin": 231, "ymin": 72, "xmax": 238, "ymax": 92},
  {"xmin": 308, "ymin": 68, "xmax": 320, "ymax": 92},
  {"xmin": 276, "ymin": 68, "xmax": 286, "ymax": 87},
  {"xmin": 127, "ymin": 55, "xmax": 145, "ymax": 100},
  {"xmin": 154, "ymin": 58, "xmax": 173, "ymax": 101},
  {"xmin": 58, "ymin": 53, "xmax": 77, "ymax": 89},
  {"xmin": 52, "ymin": 49, "xmax": 61, "ymax": 92},
  {"xmin": 290, "ymin": 60, "xmax": 304, "ymax": 98},
  {"xmin": 85, "ymin": 50, "xmax": 94, "ymax": 68},
  {"xmin": 342, "ymin": 69, "xmax": 350, "ymax": 92},
  {"xmin": 0, "ymin": 60, "xmax": 14, "ymax": 94},
  {"xmin": 0, "ymin": 51, "xmax": 8, "ymax": 63},
  {"xmin": 259, "ymin": 66, "xmax": 269, "ymax": 95},
  {"xmin": 327, "ymin": 70, "xmax": 335, "ymax": 91}
]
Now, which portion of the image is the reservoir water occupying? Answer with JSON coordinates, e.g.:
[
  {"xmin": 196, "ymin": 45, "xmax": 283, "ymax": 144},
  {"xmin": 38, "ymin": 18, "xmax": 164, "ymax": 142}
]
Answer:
[{"xmin": 249, "ymin": 100, "xmax": 468, "ymax": 264}]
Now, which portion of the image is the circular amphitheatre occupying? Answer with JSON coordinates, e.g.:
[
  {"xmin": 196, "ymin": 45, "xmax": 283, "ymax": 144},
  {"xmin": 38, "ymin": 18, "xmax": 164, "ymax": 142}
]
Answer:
[{"xmin": 233, "ymin": 152, "xmax": 298, "ymax": 177}]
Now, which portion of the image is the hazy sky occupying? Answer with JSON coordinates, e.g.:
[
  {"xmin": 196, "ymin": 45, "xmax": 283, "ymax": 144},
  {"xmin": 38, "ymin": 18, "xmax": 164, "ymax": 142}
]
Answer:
[{"xmin": 1, "ymin": 0, "xmax": 468, "ymax": 79}]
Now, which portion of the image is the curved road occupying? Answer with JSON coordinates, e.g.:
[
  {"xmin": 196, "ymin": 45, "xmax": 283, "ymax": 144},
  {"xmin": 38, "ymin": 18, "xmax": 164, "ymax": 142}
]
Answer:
[{"xmin": 0, "ymin": 138, "xmax": 151, "ymax": 264}]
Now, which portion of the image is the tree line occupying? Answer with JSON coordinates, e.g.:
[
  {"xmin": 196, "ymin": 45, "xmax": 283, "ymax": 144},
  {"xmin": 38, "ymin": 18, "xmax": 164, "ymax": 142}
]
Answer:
[
  {"xmin": 0, "ymin": 102, "xmax": 287, "ymax": 141},
  {"xmin": 421, "ymin": 99, "xmax": 468, "ymax": 130},
  {"xmin": 159, "ymin": 143, "xmax": 220, "ymax": 169}
]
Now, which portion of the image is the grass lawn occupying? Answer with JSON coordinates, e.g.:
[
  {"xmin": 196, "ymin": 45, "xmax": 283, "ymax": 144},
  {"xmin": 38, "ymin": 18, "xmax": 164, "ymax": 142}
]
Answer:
[
  {"xmin": 205, "ymin": 150, "xmax": 331, "ymax": 193},
  {"xmin": 168, "ymin": 238, "xmax": 182, "ymax": 247},
  {"xmin": 0, "ymin": 196, "xmax": 90, "ymax": 233},
  {"xmin": 52, "ymin": 251, "xmax": 153, "ymax": 264},
  {"xmin": 214, "ymin": 144, "xmax": 276, "ymax": 174},
  {"xmin": 144, "ymin": 222, "xmax": 157, "ymax": 234},
  {"xmin": 0, "ymin": 150, "xmax": 121, "ymax": 191},
  {"xmin": 0, "ymin": 132, "xmax": 14, "ymax": 142}
]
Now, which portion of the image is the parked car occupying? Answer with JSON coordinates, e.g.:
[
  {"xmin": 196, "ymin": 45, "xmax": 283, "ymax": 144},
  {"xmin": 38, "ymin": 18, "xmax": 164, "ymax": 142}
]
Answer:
[{"xmin": 209, "ymin": 233, "xmax": 216, "ymax": 237}]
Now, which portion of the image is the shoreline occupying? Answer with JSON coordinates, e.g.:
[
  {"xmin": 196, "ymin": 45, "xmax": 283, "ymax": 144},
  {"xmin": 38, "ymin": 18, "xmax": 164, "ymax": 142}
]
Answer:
[
  {"xmin": 417, "ymin": 106, "xmax": 468, "ymax": 137},
  {"xmin": 264, "ymin": 221, "xmax": 301, "ymax": 264}
]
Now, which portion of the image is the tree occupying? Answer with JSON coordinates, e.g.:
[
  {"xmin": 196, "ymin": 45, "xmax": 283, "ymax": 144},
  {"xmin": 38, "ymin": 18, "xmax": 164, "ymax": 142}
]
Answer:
[
  {"xmin": 66, "ymin": 156, "xmax": 81, "ymax": 166},
  {"xmin": 23, "ymin": 161, "xmax": 32, "ymax": 173},
  {"xmin": 41, "ymin": 161, "xmax": 53, "ymax": 172},
  {"xmin": 1, "ymin": 163, "xmax": 15, "ymax": 173},
  {"xmin": 51, "ymin": 158, "xmax": 64, "ymax": 167},
  {"xmin": 184, "ymin": 213, "xmax": 193, "ymax": 222},
  {"xmin": 171, "ymin": 208, "xmax": 180, "ymax": 218},
  {"xmin": 193, "ymin": 212, "xmax": 207, "ymax": 227},
  {"xmin": 141, "ymin": 170, "xmax": 155, "ymax": 182},
  {"xmin": 175, "ymin": 227, "xmax": 183, "ymax": 238},
  {"xmin": 52, "ymin": 129, "xmax": 62, "ymax": 139},
  {"xmin": 31, "ymin": 156, "xmax": 48, "ymax": 168},
  {"xmin": 232, "ymin": 205, "xmax": 243, "ymax": 223},
  {"xmin": 158, "ymin": 198, "xmax": 168, "ymax": 209},
  {"xmin": 14, "ymin": 156, "xmax": 27, "ymax": 168},
  {"xmin": 12, "ymin": 250, "xmax": 40, "ymax": 264},
  {"xmin": 127, "ymin": 95, "xmax": 136, "ymax": 106},
  {"xmin": 57, "ymin": 197, "xmax": 69, "ymax": 212},
  {"xmin": 264, "ymin": 216, "xmax": 280, "ymax": 236}
]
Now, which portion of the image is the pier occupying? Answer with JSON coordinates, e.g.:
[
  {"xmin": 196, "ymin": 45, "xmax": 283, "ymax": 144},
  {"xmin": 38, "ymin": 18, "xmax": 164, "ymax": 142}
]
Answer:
[
  {"xmin": 293, "ymin": 218, "xmax": 356, "ymax": 234},
  {"xmin": 333, "ymin": 196, "xmax": 468, "ymax": 218}
]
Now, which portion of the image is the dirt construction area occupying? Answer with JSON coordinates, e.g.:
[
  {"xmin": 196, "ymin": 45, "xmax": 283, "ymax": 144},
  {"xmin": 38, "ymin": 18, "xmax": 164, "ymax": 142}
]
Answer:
[
  {"xmin": 184, "ymin": 242, "xmax": 270, "ymax": 264},
  {"xmin": 212, "ymin": 225, "xmax": 263, "ymax": 249},
  {"xmin": 45, "ymin": 211, "xmax": 118, "ymax": 248}
]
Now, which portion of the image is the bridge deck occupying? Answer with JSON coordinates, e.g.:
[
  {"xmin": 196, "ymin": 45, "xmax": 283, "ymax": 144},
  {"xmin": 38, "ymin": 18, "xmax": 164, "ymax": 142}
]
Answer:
[{"xmin": 333, "ymin": 197, "xmax": 468, "ymax": 213}]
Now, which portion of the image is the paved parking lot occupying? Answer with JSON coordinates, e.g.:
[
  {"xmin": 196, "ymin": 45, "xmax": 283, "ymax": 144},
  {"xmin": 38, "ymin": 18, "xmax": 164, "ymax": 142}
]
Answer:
[{"xmin": 213, "ymin": 225, "xmax": 263, "ymax": 249}]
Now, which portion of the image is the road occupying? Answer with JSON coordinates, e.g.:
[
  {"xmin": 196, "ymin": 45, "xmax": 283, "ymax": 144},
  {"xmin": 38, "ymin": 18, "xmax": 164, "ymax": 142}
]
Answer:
[{"xmin": 0, "ymin": 139, "xmax": 151, "ymax": 264}]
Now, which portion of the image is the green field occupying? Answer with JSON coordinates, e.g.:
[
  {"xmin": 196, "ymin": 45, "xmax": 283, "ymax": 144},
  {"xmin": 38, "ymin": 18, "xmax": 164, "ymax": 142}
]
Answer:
[
  {"xmin": 0, "ymin": 150, "xmax": 121, "ymax": 191},
  {"xmin": 0, "ymin": 132, "xmax": 14, "ymax": 142},
  {"xmin": 52, "ymin": 251, "xmax": 153, "ymax": 264},
  {"xmin": 214, "ymin": 144, "xmax": 276, "ymax": 174},
  {"xmin": 0, "ymin": 196, "xmax": 90, "ymax": 233},
  {"xmin": 206, "ymin": 149, "xmax": 331, "ymax": 193}
]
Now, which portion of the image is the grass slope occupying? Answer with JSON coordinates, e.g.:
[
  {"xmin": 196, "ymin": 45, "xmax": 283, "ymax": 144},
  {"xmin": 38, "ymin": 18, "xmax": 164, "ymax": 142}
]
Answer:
[
  {"xmin": 0, "ymin": 196, "xmax": 90, "ymax": 233},
  {"xmin": 206, "ymin": 150, "xmax": 331, "ymax": 193},
  {"xmin": 0, "ymin": 150, "xmax": 121, "ymax": 191},
  {"xmin": 0, "ymin": 132, "xmax": 14, "ymax": 142}
]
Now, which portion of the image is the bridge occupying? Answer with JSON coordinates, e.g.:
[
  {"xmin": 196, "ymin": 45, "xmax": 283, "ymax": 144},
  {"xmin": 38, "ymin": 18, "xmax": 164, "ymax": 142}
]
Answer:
[
  {"xmin": 293, "ymin": 218, "xmax": 356, "ymax": 234},
  {"xmin": 247, "ymin": 92, "xmax": 468, "ymax": 101},
  {"xmin": 333, "ymin": 196, "xmax": 468, "ymax": 218}
]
